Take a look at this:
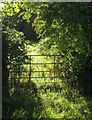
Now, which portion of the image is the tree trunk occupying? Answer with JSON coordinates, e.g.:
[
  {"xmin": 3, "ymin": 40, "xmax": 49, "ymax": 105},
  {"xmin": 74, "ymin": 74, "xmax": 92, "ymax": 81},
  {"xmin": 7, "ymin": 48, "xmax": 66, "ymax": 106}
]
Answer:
[
  {"xmin": 2, "ymin": 60, "xmax": 9, "ymax": 97},
  {"xmin": 2, "ymin": 33, "xmax": 9, "ymax": 97}
]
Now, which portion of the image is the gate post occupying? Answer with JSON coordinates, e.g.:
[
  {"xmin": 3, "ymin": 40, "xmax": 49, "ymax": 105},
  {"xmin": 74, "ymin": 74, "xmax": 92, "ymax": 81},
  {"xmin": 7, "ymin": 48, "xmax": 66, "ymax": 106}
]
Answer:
[
  {"xmin": 54, "ymin": 55, "xmax": 55, "ymax": 85},
  {"xmin": 28, "ymin": 55, "xmax": 32, "ymax": 88}
]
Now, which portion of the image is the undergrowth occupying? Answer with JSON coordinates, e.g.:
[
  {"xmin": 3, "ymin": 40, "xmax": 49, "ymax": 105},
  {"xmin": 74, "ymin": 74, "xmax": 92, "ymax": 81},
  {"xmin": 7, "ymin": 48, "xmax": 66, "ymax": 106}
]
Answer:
[{"xmin": 3, "ymin": 39, "xmax": 92, "ymax": 119}]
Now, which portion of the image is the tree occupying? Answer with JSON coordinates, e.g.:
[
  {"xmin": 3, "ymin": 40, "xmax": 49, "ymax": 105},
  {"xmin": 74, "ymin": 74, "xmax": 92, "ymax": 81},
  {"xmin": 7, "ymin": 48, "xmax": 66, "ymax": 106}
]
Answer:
[
  {"xmin": 26, "ymin": 2, "xmax": 92, "ymax": 96},
  {"xmin": 2, "ymin": 2, "xmax": 92, "ymax": 97},
  {"xmin": 2, "ymin": 2, "xmax": 27, "ymax": 97}
]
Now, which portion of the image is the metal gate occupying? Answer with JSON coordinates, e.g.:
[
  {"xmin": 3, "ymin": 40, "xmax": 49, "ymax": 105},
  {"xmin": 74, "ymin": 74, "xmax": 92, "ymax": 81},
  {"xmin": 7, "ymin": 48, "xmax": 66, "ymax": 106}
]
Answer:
[{"xmin": 8, "ymin": 55, "xmax": 63, "ymax": 91}]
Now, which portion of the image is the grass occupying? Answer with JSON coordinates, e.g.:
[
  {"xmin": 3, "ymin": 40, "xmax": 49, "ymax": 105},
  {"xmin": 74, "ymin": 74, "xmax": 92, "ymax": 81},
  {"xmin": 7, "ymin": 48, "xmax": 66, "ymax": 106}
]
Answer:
[{"xmin": 3, "ymin": 39, "xmax": 92, "ymax": 119}]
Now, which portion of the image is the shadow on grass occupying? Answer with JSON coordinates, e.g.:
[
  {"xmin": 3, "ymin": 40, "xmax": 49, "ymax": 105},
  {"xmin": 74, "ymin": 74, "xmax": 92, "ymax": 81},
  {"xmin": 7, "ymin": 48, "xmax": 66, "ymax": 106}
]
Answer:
[{"xmin": 2, "ymin": 84, "xmax": 43, "ymax": 120}]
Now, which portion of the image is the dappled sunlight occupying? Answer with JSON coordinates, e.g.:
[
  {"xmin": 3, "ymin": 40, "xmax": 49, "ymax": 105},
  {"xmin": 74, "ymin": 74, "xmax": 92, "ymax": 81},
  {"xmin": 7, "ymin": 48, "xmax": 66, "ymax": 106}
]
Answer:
[
  {"xmin": 2, "ymin": 2, "xmax": 92, "ymax": 119},
  {"xmin": 6, "ymin": 46, "xmax": 92, "ymax": 119}
]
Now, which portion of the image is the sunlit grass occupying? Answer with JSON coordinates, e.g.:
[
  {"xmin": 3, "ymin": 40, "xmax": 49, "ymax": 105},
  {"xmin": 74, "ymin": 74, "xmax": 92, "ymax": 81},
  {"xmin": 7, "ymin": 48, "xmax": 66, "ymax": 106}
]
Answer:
[{"xmin": 7, "ymin": 40, "xmax": 92, "ymax": 119}]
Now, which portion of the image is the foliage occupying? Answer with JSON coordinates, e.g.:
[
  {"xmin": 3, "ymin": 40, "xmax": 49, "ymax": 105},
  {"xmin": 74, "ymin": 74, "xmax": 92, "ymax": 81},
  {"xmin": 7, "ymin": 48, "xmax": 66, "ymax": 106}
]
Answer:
[
  {"xmin": 2, "ymin": 2, "xmax": 92, "ymax": 119},
  {"xmin": 2, "ymin": 2, "xmax": 27, "ymax": 116},
  {"xmin": 2, "ymin": 2, "xmax": 28, "ymax": 75},
  {"xmin": 30, "ymin": 2, "xmax": 92, "ymax": 96}
]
